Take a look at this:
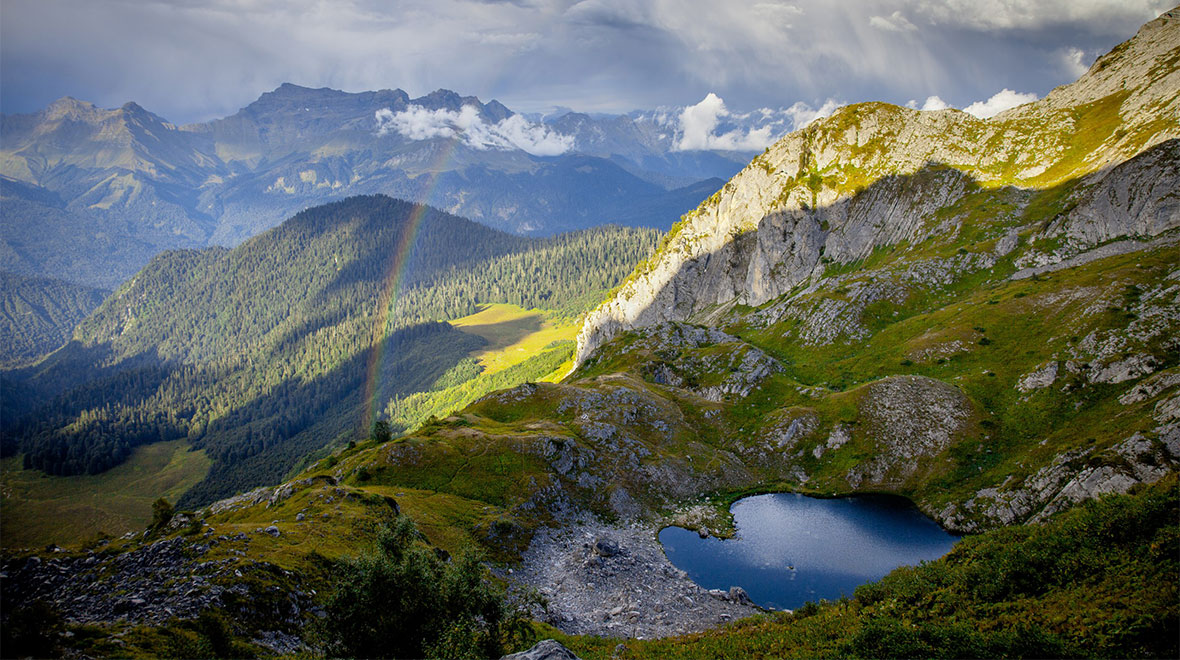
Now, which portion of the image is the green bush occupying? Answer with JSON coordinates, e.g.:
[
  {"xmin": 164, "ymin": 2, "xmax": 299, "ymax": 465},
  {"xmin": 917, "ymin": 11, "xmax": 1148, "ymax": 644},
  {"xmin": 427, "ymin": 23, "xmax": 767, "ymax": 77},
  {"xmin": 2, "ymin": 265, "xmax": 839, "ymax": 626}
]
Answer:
[
  {"xmin": 317, "ymin": 516, "xmax": 532, "ymax": 659},
  {"xmin": 151, "ymin": 497, "xmax": 174, "ymax": 530}
]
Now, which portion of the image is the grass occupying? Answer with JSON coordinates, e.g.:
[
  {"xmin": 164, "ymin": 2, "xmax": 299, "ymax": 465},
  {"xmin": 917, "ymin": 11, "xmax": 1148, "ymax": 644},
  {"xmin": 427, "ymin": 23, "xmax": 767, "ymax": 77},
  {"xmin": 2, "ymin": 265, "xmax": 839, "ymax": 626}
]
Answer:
[
  {"xmin": 0, "ymin": 440, "xmax": 210, "ymax": 549},
  {"xmin": 452, "ymin": 303, "xmax": 578, "ymax": 376}
]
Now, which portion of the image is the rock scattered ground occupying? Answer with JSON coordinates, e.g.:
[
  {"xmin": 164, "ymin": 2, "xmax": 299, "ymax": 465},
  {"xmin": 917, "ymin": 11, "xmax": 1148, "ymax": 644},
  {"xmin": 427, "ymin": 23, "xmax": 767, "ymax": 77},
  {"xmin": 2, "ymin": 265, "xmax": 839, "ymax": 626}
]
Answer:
[
  {"xmin": 0, "ymin": 530, "xmax": 312, "ymax": 654},
  {"xmin": 508, "ymin": 518, "xmax": 762, "ymax": 640}
]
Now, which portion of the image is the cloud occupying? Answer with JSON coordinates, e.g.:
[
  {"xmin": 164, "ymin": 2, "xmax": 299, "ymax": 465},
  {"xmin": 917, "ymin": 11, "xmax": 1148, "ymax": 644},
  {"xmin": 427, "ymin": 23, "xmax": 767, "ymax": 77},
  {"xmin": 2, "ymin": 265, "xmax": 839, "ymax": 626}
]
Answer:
[
  {"xmin": 0, "ymin": 0, "xmax": 1167, "ymax": 125},
  {"xmin": 675, "ymin": 93, "xmax": 778, "ymax": 151},
  {"xmin": 674, "ymin": 93, "xmax": 841, "ymax": 151},
  {"xmin": 961, "ymin": 88, "xmax": 1038, "ymax": 118},
  {"xmin": 905, "ymin": 95, "xmax": 950, "ymax": 110},
  {"xmin": 784, "ymin": 98, "xmax": 842, "ymax": 128},
  {"xmin": 869, "ymin": 11, "xmax": 918, "ymax": 32},
  {"xmin": 492, "ymin": 114, "xmax": 575, "ymax": 155},
  {"xmin": 676, "ymin": 93, "xmax": 728, "ymax": 150},
  {"xmin": 906, "ymin": 0, "xmax": 1173, "ymax": 32},
  {"xmin": 1060, "ymin": 46, "xmax": 1090, "ymax": 78},
  {"xmin": 375, "ymin": 106, "xmax": 457, "ymax": 140},
  {"xmin": 375, "ymin": 104, "xmax": 573, "ymax": 156}
]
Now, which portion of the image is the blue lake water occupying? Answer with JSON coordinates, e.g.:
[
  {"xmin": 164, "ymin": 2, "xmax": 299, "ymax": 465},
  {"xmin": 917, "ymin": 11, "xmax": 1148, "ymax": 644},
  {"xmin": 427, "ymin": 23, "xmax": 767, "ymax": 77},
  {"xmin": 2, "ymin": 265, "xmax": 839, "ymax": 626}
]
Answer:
[{"xmin": 659, "ymin": 493, "xmax": 960, "ymax": 610}]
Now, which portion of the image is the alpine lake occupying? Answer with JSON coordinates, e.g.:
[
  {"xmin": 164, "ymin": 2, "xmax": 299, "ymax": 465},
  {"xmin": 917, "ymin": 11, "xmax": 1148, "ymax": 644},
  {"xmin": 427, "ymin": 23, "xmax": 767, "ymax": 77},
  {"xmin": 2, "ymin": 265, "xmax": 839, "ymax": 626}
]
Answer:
[{"xmin": 659, "ymin": 493, "xmax": 960, "ymax": 610}]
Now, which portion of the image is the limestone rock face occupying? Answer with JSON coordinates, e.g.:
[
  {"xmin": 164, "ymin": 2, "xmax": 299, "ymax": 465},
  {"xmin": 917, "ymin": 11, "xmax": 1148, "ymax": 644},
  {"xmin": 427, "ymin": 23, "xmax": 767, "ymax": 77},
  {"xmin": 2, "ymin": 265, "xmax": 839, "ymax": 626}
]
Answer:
[{"xmin": 575, "ymin": 11, "xmax": 1180, "ymax": 365}]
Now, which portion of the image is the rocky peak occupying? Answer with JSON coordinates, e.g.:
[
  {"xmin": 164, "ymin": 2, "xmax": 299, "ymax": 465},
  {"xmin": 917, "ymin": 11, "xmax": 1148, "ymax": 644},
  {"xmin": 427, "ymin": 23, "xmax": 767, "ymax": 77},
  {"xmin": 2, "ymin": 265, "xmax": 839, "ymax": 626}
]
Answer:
[
  {"xmin": 574, "ymin": 11, "xmax": 1180, "ymax": 365},
  {"xmin": 42, "ymin": 96, "xmax": 100, "ymax": 122}
]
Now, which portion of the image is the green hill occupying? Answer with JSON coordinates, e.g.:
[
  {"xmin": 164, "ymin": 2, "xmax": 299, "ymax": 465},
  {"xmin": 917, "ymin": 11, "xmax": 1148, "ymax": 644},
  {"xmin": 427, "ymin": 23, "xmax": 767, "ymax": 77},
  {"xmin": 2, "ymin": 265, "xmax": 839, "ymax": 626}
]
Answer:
[{"xmin": 0, "ymin": 195, "xmax": 659, "ymax": 507}]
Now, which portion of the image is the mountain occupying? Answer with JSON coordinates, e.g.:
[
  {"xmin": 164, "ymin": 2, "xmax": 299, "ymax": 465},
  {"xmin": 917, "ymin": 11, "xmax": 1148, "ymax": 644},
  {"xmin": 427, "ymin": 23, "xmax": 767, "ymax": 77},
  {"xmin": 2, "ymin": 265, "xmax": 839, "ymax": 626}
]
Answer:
[
  {"xmin": 0, "ymin": 272, "xmax": 108, "ymax": 368},
  {"xmin": 0, "ymin": 195, "xmax": 658, "ymax": 507},
  {"xmin": 4, "ymin": 10, "xmax": 1177, "ymax": 660},
  {"xmin": 313, "ymin": 0, "xmax": 1179, "ymax": 618},
  {"xmin": 0, "ymin": 86, "xmax": 751, "ymax": 288}
]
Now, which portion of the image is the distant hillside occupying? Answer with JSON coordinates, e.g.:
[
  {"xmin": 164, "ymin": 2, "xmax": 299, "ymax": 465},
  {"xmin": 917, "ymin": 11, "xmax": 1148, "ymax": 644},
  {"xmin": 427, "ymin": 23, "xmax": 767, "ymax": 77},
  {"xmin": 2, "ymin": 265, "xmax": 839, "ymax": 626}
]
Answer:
[
  {"xmin": 0, "ymin": 85, "xmax": 738, "ymax": 288},
  {"xmin": 0, "ymin": 195, "xmax": 659, "ymax": 506},
  {"xmin": 0, "ymin": 272, "xmax": 108, "ymax": 368}
]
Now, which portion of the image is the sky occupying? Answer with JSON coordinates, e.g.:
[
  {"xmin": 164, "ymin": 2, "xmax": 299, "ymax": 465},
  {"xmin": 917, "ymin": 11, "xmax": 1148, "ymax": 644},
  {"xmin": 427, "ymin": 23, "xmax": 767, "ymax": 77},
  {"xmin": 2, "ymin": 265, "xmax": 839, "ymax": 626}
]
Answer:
[{"xmin": 1, "ymin": 0, "xmax": 1173, "ymax": 126}]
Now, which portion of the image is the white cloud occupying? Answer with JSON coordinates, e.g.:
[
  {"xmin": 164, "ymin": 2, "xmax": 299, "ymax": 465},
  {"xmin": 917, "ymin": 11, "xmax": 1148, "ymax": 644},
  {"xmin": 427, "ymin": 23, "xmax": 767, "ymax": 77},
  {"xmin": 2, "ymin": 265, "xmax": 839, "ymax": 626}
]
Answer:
[
  {"xmin": 675, "ymin": 93, "xmax": 778, "ymax": 151},
  {"xmin": 492, "ymin": 114, "xmax": 576, "ymax": 156},
  {"xmin": 1061, "ymin": 46, "xmax": 1090, "ymax": 79},
  {"xmin": 961, "ymin": 88, "xmax": 1038, "ymax": 118},
  {"xmin": 784, "ymin": 98, "xmax": 842, "ymax": 128},
  {"xmin": 906, "ymin": 95, "xmax": 950, "ymax": 111},
  {"xmin": 375, "ymin": 104, "xmax": 573, "ymax": 156},
  {"xmin": 673, "ymin": 93, "xmax": 842, "ymax": 151},
  {"xmin": 869, "ymin": 11, "xmax": 918, "ymax": 32},
  {"xmin": 375, "ymin": 106, "xmax": 456, "ymax": 140},
  {"xmin": 676, "ymin": 93, "xmax": 728, "ymax": 150}
]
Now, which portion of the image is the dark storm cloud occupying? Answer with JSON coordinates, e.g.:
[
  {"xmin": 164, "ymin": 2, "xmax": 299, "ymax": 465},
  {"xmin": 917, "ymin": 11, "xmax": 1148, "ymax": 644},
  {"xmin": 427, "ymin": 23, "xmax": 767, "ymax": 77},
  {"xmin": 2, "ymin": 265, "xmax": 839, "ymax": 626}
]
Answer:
[{"xmin": 0, "ymin": 0, "xmax": 1172, "ymax": 124}]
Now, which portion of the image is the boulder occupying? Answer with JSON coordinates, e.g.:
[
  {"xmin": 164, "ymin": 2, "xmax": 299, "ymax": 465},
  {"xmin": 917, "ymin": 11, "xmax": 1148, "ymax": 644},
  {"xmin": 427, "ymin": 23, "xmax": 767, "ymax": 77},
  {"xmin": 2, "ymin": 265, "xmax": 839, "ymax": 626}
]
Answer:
[
  {"xmin": 593, "ymin": 538, "xmax": 621, "ymax": 557},
  {"xmin": 500, "ymin": 639, "xmax": 582, "ymax": 660}
]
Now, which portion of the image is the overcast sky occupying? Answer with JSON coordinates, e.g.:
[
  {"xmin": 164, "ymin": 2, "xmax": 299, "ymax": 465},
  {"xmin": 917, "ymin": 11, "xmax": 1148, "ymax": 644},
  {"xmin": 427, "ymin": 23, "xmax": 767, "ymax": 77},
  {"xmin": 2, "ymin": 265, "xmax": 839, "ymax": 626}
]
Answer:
[{"xmin": 1, "ymin": 0, "xmax": 1172, "ymax": 124}]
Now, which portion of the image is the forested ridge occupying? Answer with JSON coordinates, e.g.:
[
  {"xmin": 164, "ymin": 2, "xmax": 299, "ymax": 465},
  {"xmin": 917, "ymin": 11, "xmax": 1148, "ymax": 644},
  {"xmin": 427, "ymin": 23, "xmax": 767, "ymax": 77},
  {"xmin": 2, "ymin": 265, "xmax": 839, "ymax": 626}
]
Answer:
[
  {"xmin": 1, "ymin": 195, "xmax": 660, "ymax": 505},
  {"xmin": 0, "ymin": 272, "xmax": 109, "ymax": 368}
]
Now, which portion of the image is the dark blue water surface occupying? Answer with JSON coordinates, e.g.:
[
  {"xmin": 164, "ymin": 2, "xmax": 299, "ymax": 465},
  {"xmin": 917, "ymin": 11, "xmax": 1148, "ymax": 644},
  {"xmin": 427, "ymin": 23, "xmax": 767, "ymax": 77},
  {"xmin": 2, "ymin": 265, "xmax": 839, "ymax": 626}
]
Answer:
[{"xmin": 659, "ymin": 493, "xmax": 959, "ymax": 610}]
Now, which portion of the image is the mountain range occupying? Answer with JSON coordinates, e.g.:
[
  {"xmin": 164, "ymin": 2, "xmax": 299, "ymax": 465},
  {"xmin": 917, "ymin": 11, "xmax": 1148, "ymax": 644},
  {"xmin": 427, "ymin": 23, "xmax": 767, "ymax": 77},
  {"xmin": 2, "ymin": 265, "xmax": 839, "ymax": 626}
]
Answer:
[
  {"xmin": 0, "ymin": 86, "xmax": 773, "ymax": 289},
  {"xmin": 1, "ymin": 8, "xmax": 1178, "ymax": 660}
]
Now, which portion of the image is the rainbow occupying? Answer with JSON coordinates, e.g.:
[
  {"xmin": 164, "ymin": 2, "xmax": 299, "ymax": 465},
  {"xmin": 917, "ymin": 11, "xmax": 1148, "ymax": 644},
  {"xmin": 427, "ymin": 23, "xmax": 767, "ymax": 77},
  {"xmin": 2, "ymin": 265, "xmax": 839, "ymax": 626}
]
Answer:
[{"xmin": 361, "ymin": 135, "xmax": 463, "ymax": 432}]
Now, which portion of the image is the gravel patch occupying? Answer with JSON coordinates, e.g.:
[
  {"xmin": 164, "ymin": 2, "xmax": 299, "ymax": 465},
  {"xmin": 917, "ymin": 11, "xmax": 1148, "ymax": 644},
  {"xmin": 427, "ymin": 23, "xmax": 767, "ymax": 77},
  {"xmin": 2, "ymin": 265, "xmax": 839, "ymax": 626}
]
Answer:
[{"xmin": 508, "ymin": 519, "xmax": 762, "ymax": 639}]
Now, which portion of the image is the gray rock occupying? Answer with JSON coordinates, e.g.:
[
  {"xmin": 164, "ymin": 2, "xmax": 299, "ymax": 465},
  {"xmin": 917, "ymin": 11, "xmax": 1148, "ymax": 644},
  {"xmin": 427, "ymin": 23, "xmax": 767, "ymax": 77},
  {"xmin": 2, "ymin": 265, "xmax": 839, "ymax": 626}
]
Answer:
[
  {"xmin": 1119, "ymin": 370, "xmax": 1180, "ymax": 404},
  {"xmin": 1017, "ymin": 362, "xmax": 1059, "ymax": 392},
  {"xmin": 263, "ymin": 525, "xmax": 281, "ymax": 537},
  {"xmin": 500, "ymin": 639, "xmax": 582, "ymax": 660},
  {"xmin": 728, "ymin": 586, "xmax": 754, "ymax": 605},
  {"xmin": 593, "ymin": 538, "xmax": 621, "ymax": 557},
  {"xmin": 1089, "ymin": 353, "xmax": 1158, "ymax": 384}
]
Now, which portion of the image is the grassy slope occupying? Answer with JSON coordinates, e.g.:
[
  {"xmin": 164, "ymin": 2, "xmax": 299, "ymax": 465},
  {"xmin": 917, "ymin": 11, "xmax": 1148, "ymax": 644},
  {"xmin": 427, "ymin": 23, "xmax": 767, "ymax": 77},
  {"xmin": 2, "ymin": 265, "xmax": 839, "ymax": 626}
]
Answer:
[
  {"xmin": 451, "ymin": 303, "xmax": 578, "ymax": 376},
  {"xmin": 0, "ymin": 440, "xmax": 210, "ymax": 548},
  {"xmin": 382, "ymin": 303, "xmax": 577, "ymax": 435}
]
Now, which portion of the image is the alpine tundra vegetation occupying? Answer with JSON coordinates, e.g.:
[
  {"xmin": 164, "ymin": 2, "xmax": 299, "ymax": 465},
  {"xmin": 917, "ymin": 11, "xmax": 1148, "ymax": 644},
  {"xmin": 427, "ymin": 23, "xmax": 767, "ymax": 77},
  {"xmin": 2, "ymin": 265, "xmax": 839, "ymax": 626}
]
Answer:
[{"xmin": 2, "ymin": 7, "xmax": 1179, "ymax": 660}]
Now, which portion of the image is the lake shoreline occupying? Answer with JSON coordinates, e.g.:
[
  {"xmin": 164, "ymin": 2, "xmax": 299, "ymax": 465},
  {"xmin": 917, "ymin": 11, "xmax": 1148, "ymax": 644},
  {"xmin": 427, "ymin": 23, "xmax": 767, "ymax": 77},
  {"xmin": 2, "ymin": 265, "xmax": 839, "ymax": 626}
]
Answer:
[{"xmin": 506, "ymin": 518, "xmax": 763, "ymax": 639}]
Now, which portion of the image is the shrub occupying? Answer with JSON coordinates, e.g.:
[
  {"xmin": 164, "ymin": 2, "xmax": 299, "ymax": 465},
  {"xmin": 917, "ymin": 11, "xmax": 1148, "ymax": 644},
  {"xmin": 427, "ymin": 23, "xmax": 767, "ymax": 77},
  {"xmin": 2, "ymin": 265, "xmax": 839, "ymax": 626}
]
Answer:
[
  {"xmin": 316, "ymin": 516, "xmax": 532, "ymax": 659},
  {"xmin": 151, "ymin": 498, "xmax": 174, "ymax": 530}
]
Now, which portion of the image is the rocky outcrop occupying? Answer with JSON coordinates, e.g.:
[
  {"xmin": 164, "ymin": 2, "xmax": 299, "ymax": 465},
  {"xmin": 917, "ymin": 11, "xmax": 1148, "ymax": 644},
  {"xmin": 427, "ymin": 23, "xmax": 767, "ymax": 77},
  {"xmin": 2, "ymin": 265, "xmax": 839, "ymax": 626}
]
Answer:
[
  {"xmin": 575, "ymin": 12, "xmax": 1180, "ymax": 365},
  {"xmin": 501, "ymin": 639, "xmax": 583, "ymax": 660},
  {"xmin": 940, "ymin": 428, "xmax": 1180, "ymax": 531},
  {"xmin": 1047, "ymin": 139, "xmax": 1180, "ymax": 248},
  {"xmin": 846, "ymin": 376, "xmax": 973, "ymax": 489}
]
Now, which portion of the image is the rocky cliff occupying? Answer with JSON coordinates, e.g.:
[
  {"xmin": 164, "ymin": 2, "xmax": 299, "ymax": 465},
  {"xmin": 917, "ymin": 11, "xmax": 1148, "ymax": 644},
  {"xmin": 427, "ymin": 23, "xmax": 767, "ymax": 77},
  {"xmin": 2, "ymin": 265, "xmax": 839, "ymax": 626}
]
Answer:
[{"xmin": 576, "ymin": 9, "xmax": 1180, "ymax": 365}]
